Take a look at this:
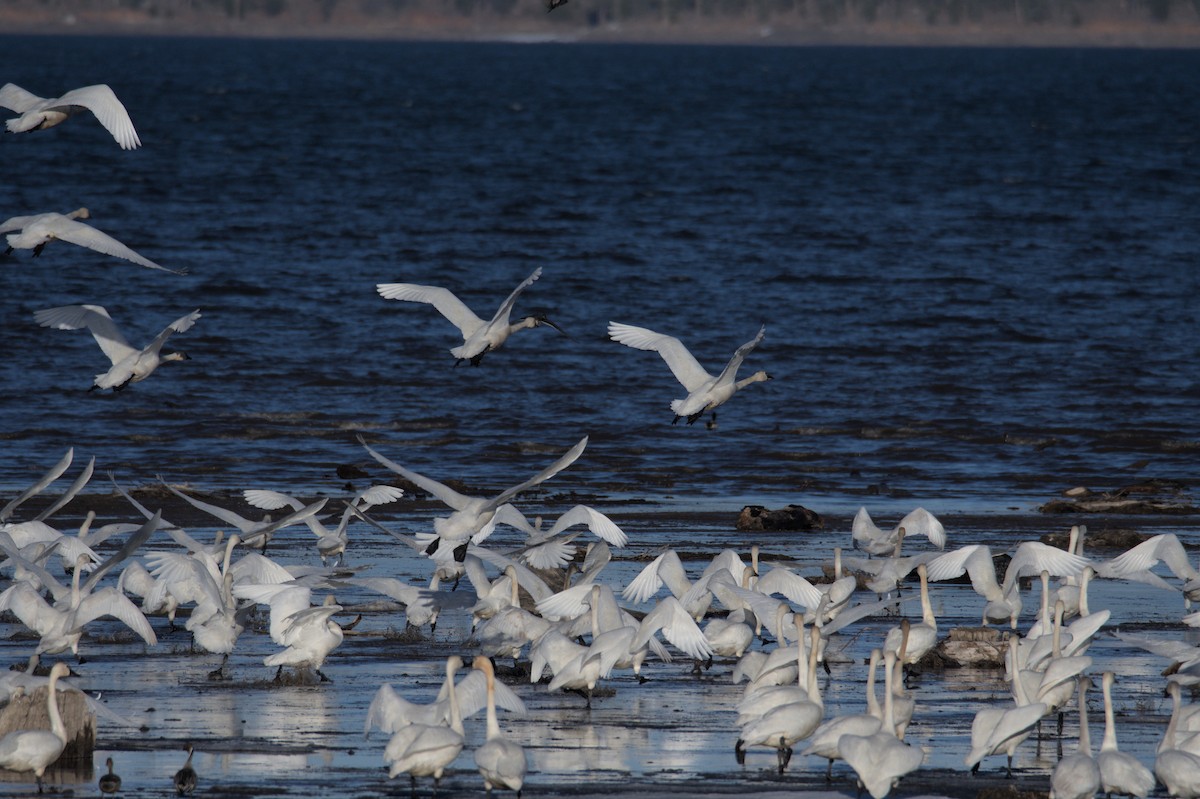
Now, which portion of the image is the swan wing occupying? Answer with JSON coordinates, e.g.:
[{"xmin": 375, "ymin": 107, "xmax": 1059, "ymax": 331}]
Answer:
[
  {"xmin": 0, "ymin": 582, "xmax": 58, "ymax": 637},
  {"xmin": 73, "ymin": 587, "xmax": 158, "ymax": 645},
  {"xmin": 491, "ymin": 436, "xmax": 588, "ymax": 507},
  {"xmin": 144, "ymin": 309, "xmax": 201, "ymax": 355},
  {"xmin": 521, "ymin": 537, "xmax": 576, "ymax": 570},
  {"xmin": 607, "ymin": 322, "xmax": 712, "ymax": 392},
  {"xmin": 926, "ymin": 544, "xmax": 1003, "ymax": 599},
  {"xmin": 896, "ymin": 507, "xmax": 946, "ymax": 549},
  {"xmin": 159, "ymin": 480, "xmax": 255, "ymax": 532},
  {"xmin": 0, "ymin": 447, "xmax": 72, "ymax": 522},
  {"xmin": 542, "ymin": 505, "xmax": 627, "ymax": 547},
  {"xmin": 633, "ymin": 596, "xmax": 713, "ymax": 660},
  {"xmin": 0, "ymin": 83, "xmax": 45, "ymax": 113},
  {"xmin": 243, "ymin": 489, "xmax": 304, "ymax": 512},
  {"xmin": 1102, "ymin": 534, "xmax": 1200, "ymax": 582},
  {"xmin": 365, "ymin": 684, "xmax": 420, "ymax": 735},
  {"xmin": 471, "ymin": 546, "xmax": 553, "ymax": 602},
  {"xmin": 47, "ymin": 216, "xmax": 183, "ymax": 274},
  {"xmin": 623, "ymin": 551, "xmax": 678, "ymax": 604},
  {"xmin": 34, "ymin": 304, "xmax": 137, "ymax": 365},
  {"xmin": 376, "ymin": 282, "xmax": 483, "ymax": 338},
  {"xmin": 354, "ymin": 484, "xmax": 406, "ymax": 508},
  {"xmin": 359, "ymin": 438, "xmax": 473, "ymax": 510},
  {"xmin": 50, "ymin": 84, "xmax": 140, "ymax": 150},
  {"xmin": 485, "ymin": 267, "xmax": 542, "ymax": 327},
  {"xmin": 1003, "ymin": 541, "xmax": 1089, "ymax": 594},
  {"xmin": 80, "ymin": 509, "xmax": 160, "ymax": 594},
  {"xmin": 754, "ymin": 566, "xmax": 825, "ymax": 609},
  {"xmin": 34, "ymin": 455, "xmax": 95, "ymax": 523},
  {"xmin": 710, "ymin": 324, "xmax": 766, "ymax": 386}
]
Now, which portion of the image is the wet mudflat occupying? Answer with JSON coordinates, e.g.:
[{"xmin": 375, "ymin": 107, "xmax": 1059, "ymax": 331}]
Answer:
[{"xmin": 2, "ymin": 503, "xmax": 1197, "ymax": 799}]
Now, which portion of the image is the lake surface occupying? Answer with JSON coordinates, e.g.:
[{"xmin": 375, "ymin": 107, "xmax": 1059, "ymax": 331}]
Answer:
[{"xmin": 0, "ymin": 36, "xmax": 1198, "ymax": 799}]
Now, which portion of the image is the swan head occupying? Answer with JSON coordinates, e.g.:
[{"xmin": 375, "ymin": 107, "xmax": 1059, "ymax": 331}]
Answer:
[
  {"xmin": 68, "ymin": 207, "xmax": 90, "ymax": 220},
  {"xmin": 163, "ymin": 351, "xmax": 191, "ymax": 363},
  {"xmin": 49, "ymin": 661, "xmax": 71, "ymax": 681},
  {"xmin": 525, "ymin": 313, "xmax": 566, "ymax": 335}
]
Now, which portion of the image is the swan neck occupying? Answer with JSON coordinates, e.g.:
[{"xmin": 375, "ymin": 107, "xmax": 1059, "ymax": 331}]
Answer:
[
  {"xmin": 882, "ymin": 653, "xmax": 897, "ymax": 733},
  {"xmin": 1077, "ymin": 680, "xmax": 1092, "ymax": 755},
  {"xmin": 484, "ymin": 665, "xmax": 500, "ymax": 740},
  {"xmin": 866, "ymin": 651, "xmax": 882, "ymax": 717},
  {"xmin": 47, "ymin": 668, "xmax": 67, "ymax": 742},
  {"xmin": 446, "ymin": 660, "xmax": 464, "ymax": 736},
  {"xmin": 918, "ymin": 569, "xmax": 935, "ymax": 628},
  {"xmin": 1100, "ymin": 674, "xmax": 1118, "ymax": 751}
]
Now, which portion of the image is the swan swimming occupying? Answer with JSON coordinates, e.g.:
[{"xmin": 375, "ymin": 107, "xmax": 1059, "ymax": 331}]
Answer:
[
  {"xmin": 2, "ymin": 208, "xmax": 184, "ymax": 274},
  {"xmin": 34, "ymin": 304, "xmax": 200, "ymax": 391},
  {"xmin": 0, "ymin": 83, "xmax": 141, "ymax": 149},
  {"xmin": 377, "ymin": 267, "xmax": 562, "ymax": 366},
  {"xmin": 607, "ymin": 321, "xmax": 771, "ymax": 426}
]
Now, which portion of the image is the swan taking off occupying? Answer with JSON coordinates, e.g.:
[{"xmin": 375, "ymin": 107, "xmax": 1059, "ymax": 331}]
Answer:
[
  {"xmin": 35, "ymin": 304, "xmax": 200, "ymax": 391},
  {"xmin": 0, "ymin": 83, "xmax": 141, "ymax": 149},
  {"xmin": 377, "ymin": 267, "xmax": 562, "ymax": 366},
  {"xmin": 607, "ymin": 321, "xmax": 771, "ymax": 426},
  {"xmin": 1, "ymin": 208, "xmax": 184, "ymax": 274}
]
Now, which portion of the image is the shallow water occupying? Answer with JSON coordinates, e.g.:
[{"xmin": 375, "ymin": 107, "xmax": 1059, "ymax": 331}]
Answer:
[{"xmin": 0, "ymin": 35, "xmax": 1198, "ymax": 799}]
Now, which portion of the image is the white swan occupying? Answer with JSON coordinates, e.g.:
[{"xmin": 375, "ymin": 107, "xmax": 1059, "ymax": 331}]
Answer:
[
  {"xmin": 232, "ymin": 585, "xmax": 344, "ymax": 681},
  {"xmin": 882, "ymin": 564, "xmax": 936, "ymax": 667},
  {"xmin": 965, "ymin": 636, "xmax": 1048, "ymax": 776},
  {"xmin": 472, "ymin": 656, "xmax": 528, "ymax": 797},
  {"xmin": 365, "ymin": 665, "xmax": 526, "ymax": 736},
  {"xmin": 377, "ymin": 267, "xmax": 561, "ymax": 366},
  {"xmin": 0, "ymin": 83, "xmax": 140, "ymax": 149},
  {"xmin": 244, "ymin": 484, "xmax": 404, "ymax": 566},
  {"xmin": 384, "ymin": 656, "xmax": 467, "ymax": 789},
  {"xmin": 1096, "ymin": 672, "xmax": 1155, "ymax": 798},
  {"xmin": 494, "ymin": 504, "xmax": 627, "ymax": 569},
  {"xmin": 927, "ymin": 541, "xmax": 1089, "ymax": 628},
  {"xmin": 1048, "ymin": 676, "xmax": 1100, "ymax": 799},
  {"xmin": 837, "ymin": 650, "xmax": 924, "ymax": 799},
  {"xmin": 1099, "ymin": 533, "xmax": 1199, "ymax": 597},
  {"xmin": 0, "ymin": 661, "xmax": 71, "ymax": 793},
  {"xmin": 155, "ymin": 479, "xmax": 327, "ymax": 552},
  {"xmin": 801, "ymin": 648, "xmax": 885, "ymax": 781},
  {"xmin": 2, "ymin": 208, "xmax": 183, "ymax": 273},
  {"xmin": 607, "ymin": 321, "xmax": 770, "ymax": 426},
  {"xmin": 359, "ymin": 434, "xmax": 587, "ymax": 563},
  {"xmin": 34, "ymin": 304, "xmax": 200, "ymax": 391},
  {"xmin": 851, "ymin": 507, "xmax": 946, "ymax": 555}
]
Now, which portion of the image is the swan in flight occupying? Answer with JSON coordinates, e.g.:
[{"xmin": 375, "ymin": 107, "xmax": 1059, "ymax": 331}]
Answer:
[
  {"xmin": 34, "ymin": 304, "xmax": 200, "ymax": 391},
  {"xmin": 2, "ymin": 208, "xmax": 184, "ymax": 274},
  {"xmin": 377, "ymin": 267, "xmax": 562, "ymax": 366},
  {"xmin": 608, "ymin": 321, "xmax": 770, "ymax": 426},
  {"xmin": 0, "ymin": 661, "xmax": 72, "ymax": 793},
  {"xmin": 243, "ymin": 484, "xmax": 403, "ymax": 566},
  {"xmin": 359, "ymin": 434, "xmax": 587, "ymax": 563},
  {"xmin": 0, "ymin": 83, "xmax": 140, "ymax": 149},
  {"xmin": 155, "ymin": 479, "xmax": 327, "ymax": 552},
  {"xmin": 850, "ymin": 507, "xmax": 946, "ymax": 556},
  {"xmin": 472, "ymin": 656, "xmax": 528, "ymax": 797}
]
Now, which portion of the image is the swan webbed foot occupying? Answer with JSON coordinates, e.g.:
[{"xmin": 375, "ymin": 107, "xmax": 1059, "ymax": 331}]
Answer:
[
  {"xmin": 273, "ymin": 665, "xmax": 284, "ymax": 682},
  {"xmin": 734, "ymin": 739, "xmax": 746, "ymax": 765},
  {"xmin": 637, "ymin": 673, "xmax": 648, "ymax": 684},
  {"xmin": 32, "ymin": 243, "xmax": 45, "ymax": 257},
  {"xmin": 317, "ymin": 669, "xmax": 332, "ymax": 683}
]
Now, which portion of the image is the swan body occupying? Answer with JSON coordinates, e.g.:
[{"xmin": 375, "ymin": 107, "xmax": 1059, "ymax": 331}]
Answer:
[
  {"xmin": 837, "ymin": 651, "xmax": 923, "ymax": 799},
  {"xmin": 0, "ymin": 83, "xmax": 140, "ymax": 148},
  {"xmin": 384, "ymin": 657, "xmax": 466, "ymax": 787},
  {"xmin": 472, "ymin": 656, "xmax": 527, "ymax": 796},
  {"xmin": 233, "ymin": 585, "xmax": 344, "ymax": 679},
  {"xmin": 244, "ymin": 484, "xmax": 403, "ymax": 566},
  {"xmin": 1049, "ymin": 676, "xmax": 1100, "ymax": 799},
  {"xmin": 802, "ymin": 648, "xmax": 885, "ymax": 780},
  {"xmin": 2, "ymin": 208, "xmax": 183, "ymax": 273},
  {"xmin": 35, "ymin": 304, "xmax": 200, "ymax": 390},
  {"xmin": 377, "ymin": 267, "xmax": 560, "ymax": 365},
  {"xmin": 0, "ymin": 661, "xmax": 71, "ymax": 793},
  {"xmin": 360, "ymin": 435, "xmax": 587, "ymax": 563},
  {"xmin": 1096, "ymin": 672, "xmax": 1154, "ymax": 798},
  {"xmin": 882, "ymin": 565, "xmax": 936, "ymax": 665},
  {"xmin": 965, "ymin": 636, "xmax": 1048, "ymax": 776},
  {"xmin": 607, "ymin": 321, "xmax": 770, "ymax": 425}
]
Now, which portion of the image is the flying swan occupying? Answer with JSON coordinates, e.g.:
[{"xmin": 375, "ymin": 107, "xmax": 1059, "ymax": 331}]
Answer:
[
  {"xmin": 2, "ymin": 208, "xmax": 184, "ymax": 274},
  {"xmin": 0, "ymin": 83, "xmax": 141, "ymax": 149}
]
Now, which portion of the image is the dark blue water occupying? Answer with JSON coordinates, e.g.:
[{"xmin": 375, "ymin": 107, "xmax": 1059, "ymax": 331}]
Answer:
[{"xmin": 1, "ymin": 38, "xmax": 1197, "ymax": 514}]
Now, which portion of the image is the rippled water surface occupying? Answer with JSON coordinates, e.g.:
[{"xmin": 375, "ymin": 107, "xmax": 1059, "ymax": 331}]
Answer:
[{"xmin": 0, "ymin": 36, "xmax": 1198, "ymax": 799}]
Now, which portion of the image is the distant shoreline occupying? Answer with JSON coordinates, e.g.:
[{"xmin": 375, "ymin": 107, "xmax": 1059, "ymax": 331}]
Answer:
[{"xmin": 3, "ymin": 11, "xmax": 1199, "ymax": 48}]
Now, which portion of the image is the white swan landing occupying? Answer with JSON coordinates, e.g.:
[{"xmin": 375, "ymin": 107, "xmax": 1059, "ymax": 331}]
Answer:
[
  {"xmin": 0, "ymin": 83, "xmax": 141, "ymax": 149},
  {"xmin": 35, "ymin": 304, "xmax": 200, "ymax": 391},
  {"xmin": 377, "ymin": 267, "xmax": 562, "ymax": 366},
  {"xmin": 607, "ymin": 321, "xmax": 771, "ymax": 426},
  {"xmin": 2, "ymin": 208, "xmax": 184, "ymax": 274}
]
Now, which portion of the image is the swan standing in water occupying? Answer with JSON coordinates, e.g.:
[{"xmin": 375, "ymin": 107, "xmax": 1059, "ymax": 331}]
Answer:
[
  {"xmin": 607, "ymin": 321, "xmax": 770, "ymax": 426},
  {"xmin": 801, "ymin": 648, "xmax": 885, "ymax": 781},
  {"xmin": 0, "ymin": 661, "xmax": 71, "ymax": 793},
  {"xmin": 359, "ymin": 434, "xmax": 587, "ymax": 563},
  {"xmin": 965, "ymin": 636, "xmax": 1049, "ymax": 776},
  {"xmin": 377, "ymin": 267, "xmax": 562, "ymax": 366},
  {"xmin": 1049, "ymin": 676, "xmax": 1100, "ymax": 799},
  {"xmin": 472, "ymin": 656, "xmax": 527, "ymax": 797},
  {"xmin": 0, "ymin": 83, "xmax": 140, "ymax": 148},
  {"xmin": 174, "ymin": 745, "xmax": 197, "ymax": 796},
  {"xmin": 34, "ymin": 304, "xmax": 200, "ymax": 391},
  {"xmin": 384, "ymin": 656, "xmax": 467, "ymax": 791},
  {"xmin": 1096, "ymin": 672, "xmax": 1155, "ymax": 798},
  {"xmin": 2, "ymin": 208, "xmax": 184, "ymax": 274},
  {"xmin": 837, "ymin": 650, "xmax": 924, "ymax": 799}
]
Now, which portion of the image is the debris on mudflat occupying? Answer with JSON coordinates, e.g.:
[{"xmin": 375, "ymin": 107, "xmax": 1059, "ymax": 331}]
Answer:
[
  {"xmin": 735, "ymin": 504, "xmax": 823, "ymax": 532},
  {"xmin": 1039, "ymin": 478, "xmax": 1196, "ymax": 515},
  {"xmin": 924, "ymin": 626, "xmax": 1009, "ymax": 669}
]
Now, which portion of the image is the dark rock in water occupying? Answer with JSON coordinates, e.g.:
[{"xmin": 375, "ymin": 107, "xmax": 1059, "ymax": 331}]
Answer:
[
  {"xmin": 736, "ymin": 504, "xmax": 823, "ymax": 532},
  {"xmin": 1041, "ymin": 527, "xmax": 1149, "ymax": 550},
  {"xmin": 336, "ymin": 463, "xmax": 370, "ymax": 480}
]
